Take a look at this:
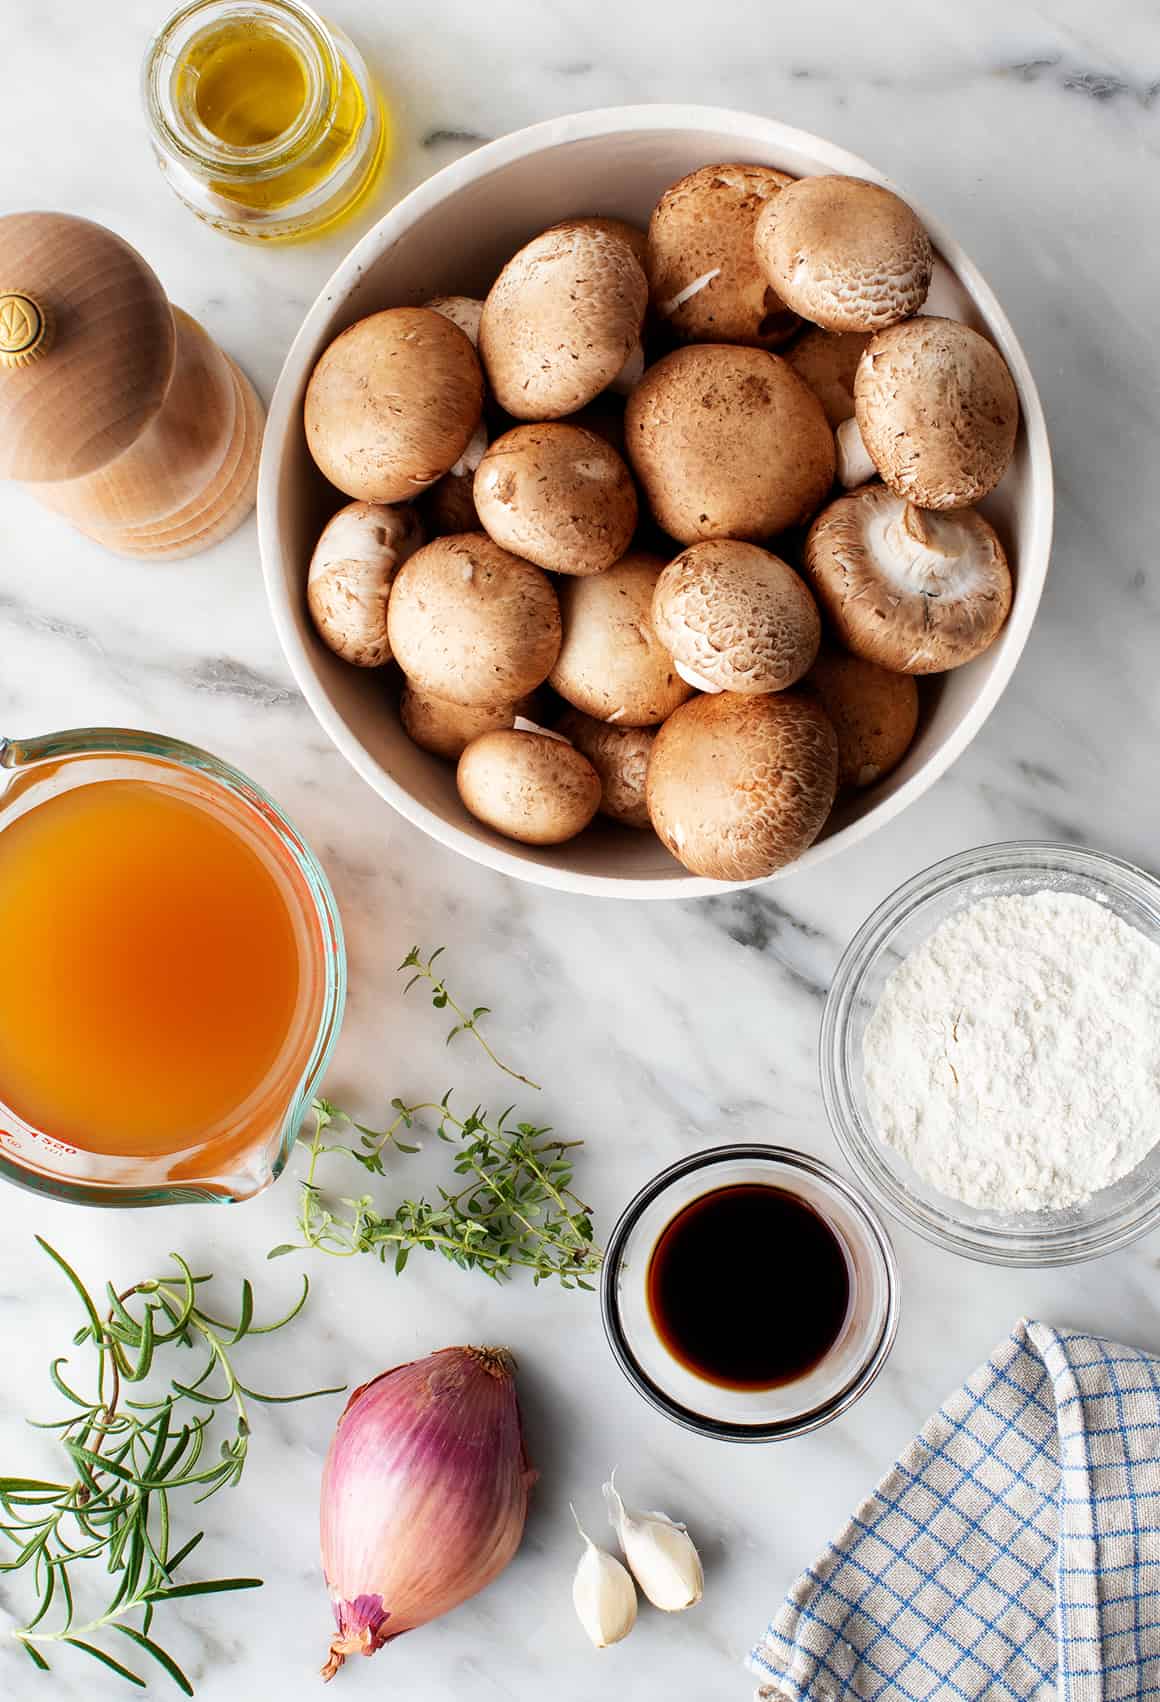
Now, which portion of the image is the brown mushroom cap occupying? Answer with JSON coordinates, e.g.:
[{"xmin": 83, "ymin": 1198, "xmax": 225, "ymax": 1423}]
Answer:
[
  {"xmin": 565, "ymin": 216, "xmax": 649, "ymax": 271},
  {"xmin": 753, "ymin": 175, "xmax": 934, "ymax": 334},
  {"xmin": 784, "ymin": 328, "xmax": 871, "ymax": 428},
  {"xmin": 304, "ymin": 307, "xmax": 484, "ymax": 503},
  {"xmin": 473, "ymin": 424, "xmax": 638, "ymax": 576},
  {"xmin": 625, "ymin": 345, "xmax": 835, "ymax": 544},
  {"xmin": 457, "ymin": 729, "xmax": 601, "ymax": 845},
  {"xmin": 307, "ymin": 500, "xmax": 424, "ymax": 667},
  {"xmin": 549, "ymin": 550, "xmax": 695, "ymax": 726},
  {"xmin": 647, "ymin": 692, "xmax": 838, "ymax": 880},
  {"xmin": 652, "ymin": 539, "xmax": 821, "ymax": 695},
  {"xmin": 801, "ymin": 650, "xmax": 919, "ymax": 788},
  {"xmin": 804, "ymin": 485, "xmax": 1013, "ymax": 674},
  {"xmin": 479, "ymin": 222, "xmax": 648, "ymax": 420},
  {"xmin": 854, "ymin": 317, "xmax": 1020, "ymax": 508},
  {"xmin": 387, "ymin": 532, "xmax": 561, "ymax": 706},
  {"xmin": 555, "ymin": 709, "xmax": 656, "ymax": 830},
  {"xmin": 647, "ymin": 163, "xmax": 799, "ymax": 349},
  {"xmin": 399, "ymin": 685, "xmax": 540, "ymax": 761}
]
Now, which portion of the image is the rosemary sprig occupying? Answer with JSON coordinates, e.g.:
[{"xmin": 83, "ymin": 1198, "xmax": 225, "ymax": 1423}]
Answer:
[
  {"xmin": 271, "ymin": 948, "xmax": 600, "ymax": 1289},
  {"xmin": 1, "ymin": 1240, "xmax": 342, "ymax": 1692}
]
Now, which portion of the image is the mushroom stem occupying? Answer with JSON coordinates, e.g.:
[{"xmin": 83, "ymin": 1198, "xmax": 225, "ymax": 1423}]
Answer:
[
  {"xmin": 887, "ymin": 504, "xmax": 961, "ymax": 564},
  {"xmin": 836, "ymin": 417, "xmax": 877, "ymax": 489},
  {"xmin": 656, "ymin": 268, "xmax": 722, "ymax": 318}
]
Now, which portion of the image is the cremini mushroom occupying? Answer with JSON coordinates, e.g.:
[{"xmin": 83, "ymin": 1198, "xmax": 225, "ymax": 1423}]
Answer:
[
  {"xmin": 784, "ymin": 328, "xmax": 871, "ymax": 428},
  {"xmin": 801, "ymin": 650, "xmax": 919, "ymax": 788},
  {"xmin": 647, "ymin": 163, "xmax": 799, "ymax": 348},
  {"xmin": 549, "ymin": 550, "xmax": 694, "ymax": 725},
  {"xmin": 304, "ymin": 306, "xmax": 484, "ymax": 503},
  {"xmin": 473, "ymin": 424, "xmax": 638, "ymax": 576},
  {"xmin": 560, "ymin": 219, "xmax": 649, "ymax": 394},
  {"xmin": 852, "ymin": 317, "xmax": 1020, "ymax": 508},
  {"xmin": 804, "ymin": 485, "xmax": 1013, "ymax": 673},
  {"xmin": 479, "ymin": 221, "xmax": 648, "ymax": 419},
  {"xmin": 387, "ymin": 532, "xmax": 561, "ymax": 705},
  {"xmin": 306, "ymin": 500, "xmax": 424, "ymax": 666},
  {"xmin": 400, "ymin": 684, "xmax": 539, "ymax": 760},
  {"xmin": 554, "ymin": 709, "xmax": 656, "ymax": 830},
  {"xmin": 647, "ymin": 692, "xmax": 838, "ymax": 880},
  {"xmin": 457, "ymin": 729, "xmax": 601, "ymax": 845},
  {"xmin": 652, "ymin": 539, "xmax": 820, "ymax": 695},
  {"xmin": 625, "ymin": 345, "xmax": 834, "ymax": 544},
  {"xmin": 424, "ymin": 295, "xmax": 483, "ymax": 347},
  {"xmin": 753, "ymin": 175, "xmax": 933, "ymax": 333}
]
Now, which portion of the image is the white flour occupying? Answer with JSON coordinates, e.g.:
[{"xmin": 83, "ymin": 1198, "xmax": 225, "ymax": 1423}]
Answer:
[{"xmin": 862, "ymin": 890, "xmax": 1160, "ymax": 1212}]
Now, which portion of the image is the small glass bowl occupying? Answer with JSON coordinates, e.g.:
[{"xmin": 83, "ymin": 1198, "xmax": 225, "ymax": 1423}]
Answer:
[
  {"xmin": 600, "ymin": 1145, "xmax": 898, "ymax": 1442},
  {"xmin": 821, "ymin": 841, "xmax": 1160, "ymax": 1267}
]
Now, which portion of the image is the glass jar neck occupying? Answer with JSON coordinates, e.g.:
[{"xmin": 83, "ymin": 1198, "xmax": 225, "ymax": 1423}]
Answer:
[{"xmin": 143, "ymin": 0, "xmax": 341, "ymax": 180}]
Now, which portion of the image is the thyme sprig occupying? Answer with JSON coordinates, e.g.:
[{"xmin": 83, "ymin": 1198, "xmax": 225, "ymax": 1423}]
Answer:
[
  {"xmin": 1, "ymin": 1240, "xmax": 342, "ymax": 1692},
  {"xmin": 272, "ymin": 948, "xmax": 600, "ymax": 1289},
  {"xmin": 398, "ymin": 945, "xmax": 541, "ymax": 1091}
]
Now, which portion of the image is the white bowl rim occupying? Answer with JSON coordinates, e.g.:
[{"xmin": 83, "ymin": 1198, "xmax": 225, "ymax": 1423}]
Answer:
[{"xmin": 258, "ymin": 102, "xmax": 1055, "ymax": 901}]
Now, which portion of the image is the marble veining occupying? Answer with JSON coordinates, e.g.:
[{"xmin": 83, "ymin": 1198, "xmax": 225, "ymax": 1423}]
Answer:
[{"xmin": 2, "ymin": 0, "xmax": 1160, "ymax": 1697}]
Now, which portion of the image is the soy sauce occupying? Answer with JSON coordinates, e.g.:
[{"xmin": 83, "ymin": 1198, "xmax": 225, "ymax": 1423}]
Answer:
[{"xmin": 646, "ymin": 1184, "xmax": 850, "ymax": 1390}]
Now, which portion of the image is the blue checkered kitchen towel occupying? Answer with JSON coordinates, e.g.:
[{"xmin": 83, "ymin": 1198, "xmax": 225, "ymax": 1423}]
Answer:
[{"xmin": 749, "ymin": 1320, "xmax": 1160, "ymax": 1701}]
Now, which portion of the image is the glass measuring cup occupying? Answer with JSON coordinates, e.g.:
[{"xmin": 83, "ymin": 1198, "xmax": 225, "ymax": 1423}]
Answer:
[{"xmin": 0, "ymin": 728, "xmax": 345, "ymax": 1207}]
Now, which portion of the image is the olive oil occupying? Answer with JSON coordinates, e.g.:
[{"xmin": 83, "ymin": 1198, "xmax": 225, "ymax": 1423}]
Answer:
[
  {"xmin": 145, "ymin": 0, "xmax": 387, "ymax": 241},
  {"xmin": 192, "ymin": 27, "xmax": 308, "ymax": 146},
  {"xmin": 646, "ymin": 1184, "xmax": 851, "ymax": 1390},
  {"xmin": 0, "ymin": 778, "xmax": 305, "ymax": 1158}
]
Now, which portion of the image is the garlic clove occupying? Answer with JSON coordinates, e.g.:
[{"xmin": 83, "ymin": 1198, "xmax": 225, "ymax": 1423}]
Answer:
[
  {"xmin": 571, "ymin": 1505, "xmax": 637, "ymax": 1648},
  {"xmin": 603, "ymin": 1473, "xmax": 703, "ymax": 1612}
]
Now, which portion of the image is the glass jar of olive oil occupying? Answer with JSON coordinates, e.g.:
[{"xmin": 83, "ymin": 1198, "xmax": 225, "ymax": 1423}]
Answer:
[{"xmin": 143, "ymin": 0, "xmax": 387, "ymax": 242}]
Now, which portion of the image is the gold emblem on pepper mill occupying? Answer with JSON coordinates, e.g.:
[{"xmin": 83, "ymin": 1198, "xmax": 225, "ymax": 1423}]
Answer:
[{"xmin": 0, "ymin": 291, "xmax": 51, "ymax": 366}]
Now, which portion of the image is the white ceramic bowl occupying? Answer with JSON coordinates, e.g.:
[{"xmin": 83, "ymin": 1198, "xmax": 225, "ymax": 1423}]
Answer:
[{"xmin": 259, "ymin": 105, "xmax": 1053, "ymax": 900}]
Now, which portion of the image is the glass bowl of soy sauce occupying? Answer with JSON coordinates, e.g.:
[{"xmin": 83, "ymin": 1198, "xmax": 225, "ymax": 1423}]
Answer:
[{"xmin": 601, "ymin": 1146, "xmax": 898, "ymax": 1441}]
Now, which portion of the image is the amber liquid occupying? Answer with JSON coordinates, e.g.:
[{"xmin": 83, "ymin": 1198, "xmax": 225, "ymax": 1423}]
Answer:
[
  {"xmin": 646, "ymin": 1184, "xmax": 851, "ymax": 1390},
  {"xmin": 0, "ymin": 778, "xmax": 306, "ymax": 1160}
]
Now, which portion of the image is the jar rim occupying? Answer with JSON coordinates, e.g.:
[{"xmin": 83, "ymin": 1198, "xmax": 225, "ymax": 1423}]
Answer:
[{"xmin": 142, "ymin": 0, "xmax": 340, "ymax": 178}]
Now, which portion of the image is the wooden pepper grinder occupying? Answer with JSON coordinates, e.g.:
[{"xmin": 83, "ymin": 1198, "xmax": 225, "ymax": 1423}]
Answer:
[{"xmin": 0, "ymin": 211, "xmax": 264, "ymax": 559}]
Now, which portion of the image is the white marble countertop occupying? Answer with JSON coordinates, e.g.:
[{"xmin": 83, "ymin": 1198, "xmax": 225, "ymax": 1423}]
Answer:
[{"xmin": 3, "ymin": 2, "xmax": 1160, "ymax": 1697}]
